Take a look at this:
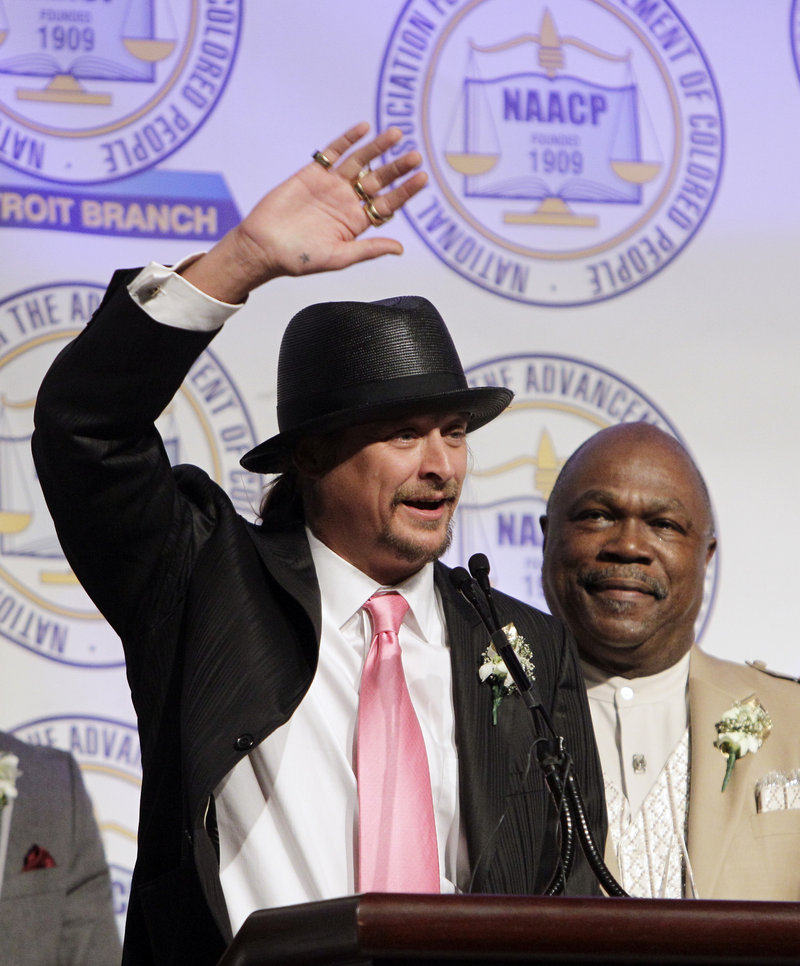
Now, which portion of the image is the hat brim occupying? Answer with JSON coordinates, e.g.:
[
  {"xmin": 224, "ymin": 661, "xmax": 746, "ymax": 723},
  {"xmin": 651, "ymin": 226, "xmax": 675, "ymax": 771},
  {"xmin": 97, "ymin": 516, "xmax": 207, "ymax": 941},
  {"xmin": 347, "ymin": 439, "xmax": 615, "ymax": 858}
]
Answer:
[{"xmin": 240, "ymin": 385, "xmax": 513, "ymax": 474}]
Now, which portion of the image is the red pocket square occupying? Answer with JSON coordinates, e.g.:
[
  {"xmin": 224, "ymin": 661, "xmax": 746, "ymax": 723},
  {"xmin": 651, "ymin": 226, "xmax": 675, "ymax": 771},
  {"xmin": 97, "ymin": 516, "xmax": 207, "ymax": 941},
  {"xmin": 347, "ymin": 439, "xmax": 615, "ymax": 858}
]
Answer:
[{"xmin": 22, "ymin": 844, "xmax": 56, "ymax": 871}]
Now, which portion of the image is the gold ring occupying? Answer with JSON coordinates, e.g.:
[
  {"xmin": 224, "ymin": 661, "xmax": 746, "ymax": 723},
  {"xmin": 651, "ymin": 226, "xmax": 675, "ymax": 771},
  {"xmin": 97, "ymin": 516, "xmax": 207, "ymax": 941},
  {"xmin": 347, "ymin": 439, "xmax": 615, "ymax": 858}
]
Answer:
[
  {"xmin": 364, "ymin": 200, "xmax": 392, "ymax": 227},
  {"xmin": 352, "ymin": 165, "xmax": 372, "ymax": 201},
  {"xmin": 353, "ymin": 179, "xmax": 371, "ymax": 203},
  {"xmin": 312, "ymin": 150, "xmax": 332, "ymax": 169}
]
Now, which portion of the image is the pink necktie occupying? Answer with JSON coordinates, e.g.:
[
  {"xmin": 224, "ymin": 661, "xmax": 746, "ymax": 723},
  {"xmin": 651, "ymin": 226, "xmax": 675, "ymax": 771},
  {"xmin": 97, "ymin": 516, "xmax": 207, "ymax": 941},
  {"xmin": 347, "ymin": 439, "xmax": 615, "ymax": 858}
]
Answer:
[{"xmin": 357, "ymin": 592, "xmax": 440, "ymax": 893}]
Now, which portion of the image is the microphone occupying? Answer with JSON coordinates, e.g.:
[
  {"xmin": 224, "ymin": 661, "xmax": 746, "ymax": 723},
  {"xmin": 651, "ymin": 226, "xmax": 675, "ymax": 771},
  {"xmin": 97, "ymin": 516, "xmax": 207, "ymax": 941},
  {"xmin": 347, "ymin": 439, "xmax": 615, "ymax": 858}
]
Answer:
[
  {"xmin": 468, "ymin": 552, "xmax": 544, "ymax": 705},
  {"xmin": 450, "ymin": 566, "xmax": 495, "ymax": 634},
  {"xmin": 450, "ymin": 551, "xmax": 629, "ymax": 897},
  {"xmin": 468, "ymin": 553, "xmax": 501, "ymax": 630}
]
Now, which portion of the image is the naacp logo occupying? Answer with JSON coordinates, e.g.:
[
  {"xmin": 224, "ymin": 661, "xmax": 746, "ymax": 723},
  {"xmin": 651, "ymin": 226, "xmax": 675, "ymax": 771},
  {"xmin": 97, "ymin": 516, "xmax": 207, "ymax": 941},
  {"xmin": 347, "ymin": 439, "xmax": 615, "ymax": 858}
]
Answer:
[
  {"xmin": 0, "ymin": 0, "xmax": 242, "ymax": 183},
  {"xmin": 378, "ymin": 0, "xmax": 723, "ymax": 306},
  {"xmin": 11, "ymin": 715, "xmax": 141, "ymax": 939},
  {"xmin": 0, "ymin": 281, "xmax": 260, "ymax": 667},
  {"xmin": 444, "ymin": 354, "xmax": 718, "ymax": 639}
]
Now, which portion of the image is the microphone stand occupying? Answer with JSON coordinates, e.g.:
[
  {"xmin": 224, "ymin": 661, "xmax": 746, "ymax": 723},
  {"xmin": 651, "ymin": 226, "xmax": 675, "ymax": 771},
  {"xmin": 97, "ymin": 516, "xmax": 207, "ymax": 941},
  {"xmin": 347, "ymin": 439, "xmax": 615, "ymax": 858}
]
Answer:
[{"xmin": 452, "ymin": 555, "xmax": 628, "ymax": 898}]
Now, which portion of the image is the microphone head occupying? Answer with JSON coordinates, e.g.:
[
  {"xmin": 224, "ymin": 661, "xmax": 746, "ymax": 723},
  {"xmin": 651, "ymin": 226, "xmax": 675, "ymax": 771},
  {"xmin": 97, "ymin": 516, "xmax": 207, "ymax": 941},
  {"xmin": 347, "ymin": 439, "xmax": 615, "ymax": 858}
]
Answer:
[
  {"xmin": 469, "ymin": 553, "xmax": 490, "ymax": 578},
  {"xmin": 450, "ymin": 566, "xmax": 473, "ymax": 592}
]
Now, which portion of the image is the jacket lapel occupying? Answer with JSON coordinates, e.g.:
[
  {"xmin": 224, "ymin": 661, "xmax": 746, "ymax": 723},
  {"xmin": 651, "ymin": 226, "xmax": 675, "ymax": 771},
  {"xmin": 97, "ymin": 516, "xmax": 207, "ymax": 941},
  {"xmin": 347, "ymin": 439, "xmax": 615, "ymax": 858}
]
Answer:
[
  {"xmin": 435, "ymin": 566, "xmax": 542, "ymax": 893},
  {"xmin": 245, "ymin": 520, "xmax": 322, "ymax": 639},
  {"xmin": 181, "ymin": 520, "xmax": 322, "ymax": 827},
  {"xmin": 178, "ymin": 521, "xmax": 324, "ymax": 941},
  {"xmin": 435, "ymin": 567, "xmax": 502, "ymax": 882}
]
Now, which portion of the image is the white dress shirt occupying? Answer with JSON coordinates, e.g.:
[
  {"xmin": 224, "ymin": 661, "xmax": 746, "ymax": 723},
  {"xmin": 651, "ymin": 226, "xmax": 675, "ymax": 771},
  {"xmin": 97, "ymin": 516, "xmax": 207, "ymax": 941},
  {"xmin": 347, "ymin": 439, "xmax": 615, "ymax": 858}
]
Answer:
[
  {"xmin": 127, "ymin": 255, "xmax": 240, "ymax": 330},
  {"xmin": 215, "ymin": 534, "xmax": 465, "ymax": 932}
]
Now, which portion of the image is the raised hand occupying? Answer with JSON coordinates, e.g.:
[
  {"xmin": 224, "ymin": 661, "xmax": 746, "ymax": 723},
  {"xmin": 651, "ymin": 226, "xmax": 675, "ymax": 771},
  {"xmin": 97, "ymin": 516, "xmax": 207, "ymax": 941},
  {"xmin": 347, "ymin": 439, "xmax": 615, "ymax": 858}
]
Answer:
[{"xmin": 182, "ymin": 123, "xmax": 427, "ymax": 303}]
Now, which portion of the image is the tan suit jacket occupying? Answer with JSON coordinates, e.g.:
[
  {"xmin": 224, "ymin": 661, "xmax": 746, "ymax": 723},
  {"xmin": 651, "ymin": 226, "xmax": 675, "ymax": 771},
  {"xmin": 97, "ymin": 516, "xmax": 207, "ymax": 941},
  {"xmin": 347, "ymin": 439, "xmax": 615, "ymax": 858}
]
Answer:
[
  {"xmin": 687, "ymin": 646, "xmax": 800, "ymax": 900},
  {"xmin": 603, "ymin": 646, "xmax": 800, "ymax": 899}
]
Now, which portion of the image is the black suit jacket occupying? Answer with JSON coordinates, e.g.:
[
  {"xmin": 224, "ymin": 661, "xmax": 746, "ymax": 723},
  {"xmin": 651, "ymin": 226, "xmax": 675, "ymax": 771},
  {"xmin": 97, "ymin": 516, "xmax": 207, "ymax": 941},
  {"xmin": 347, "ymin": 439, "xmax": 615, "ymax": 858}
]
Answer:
[{"xmin": 32, "ymin": 272, "xmax": 606, "ymax": 966}]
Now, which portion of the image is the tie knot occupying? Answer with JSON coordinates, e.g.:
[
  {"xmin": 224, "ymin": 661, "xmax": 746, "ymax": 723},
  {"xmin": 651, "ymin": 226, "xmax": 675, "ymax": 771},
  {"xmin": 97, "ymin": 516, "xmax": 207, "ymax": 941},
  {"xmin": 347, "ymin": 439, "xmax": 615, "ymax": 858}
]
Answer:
[{"xmin": 364, "ymin": 592, "xmax": 409, "ymax": 636}]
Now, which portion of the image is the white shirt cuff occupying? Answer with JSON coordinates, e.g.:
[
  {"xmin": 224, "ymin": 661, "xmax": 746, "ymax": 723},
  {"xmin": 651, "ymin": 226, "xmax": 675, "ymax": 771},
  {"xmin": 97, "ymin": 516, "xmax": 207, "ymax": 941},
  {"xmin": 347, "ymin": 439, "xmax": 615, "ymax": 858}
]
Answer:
[{"xmin": 127, "ymin": 254, "xmax": 244, "ymax": 332}]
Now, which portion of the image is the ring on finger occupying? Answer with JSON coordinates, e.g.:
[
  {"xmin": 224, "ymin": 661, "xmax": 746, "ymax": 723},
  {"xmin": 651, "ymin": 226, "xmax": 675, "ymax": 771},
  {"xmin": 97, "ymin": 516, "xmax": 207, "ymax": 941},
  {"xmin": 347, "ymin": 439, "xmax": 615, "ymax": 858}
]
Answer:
[
  {"xmin": 353, "ymin": 165, "xmax": 371, "ymax": 202},
  {"xmin": 312, "ymin": 150, "xmax": 332, "ymax": 169},
  {"xmin": 353, "ymin": 180, "xmax": 371, "ymax": 202},
  {"xmin": 364, "ymin": 199, "xmax": 392, "ymax": 227}
]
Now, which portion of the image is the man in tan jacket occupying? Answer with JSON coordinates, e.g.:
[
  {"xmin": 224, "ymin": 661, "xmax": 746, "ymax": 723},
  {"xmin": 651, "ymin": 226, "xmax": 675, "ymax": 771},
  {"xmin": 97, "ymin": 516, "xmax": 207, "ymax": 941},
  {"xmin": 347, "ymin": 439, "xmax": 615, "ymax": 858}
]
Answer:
[{"xmin": 540, "ymin": 422, "xmax": 800, "ymax": 900}]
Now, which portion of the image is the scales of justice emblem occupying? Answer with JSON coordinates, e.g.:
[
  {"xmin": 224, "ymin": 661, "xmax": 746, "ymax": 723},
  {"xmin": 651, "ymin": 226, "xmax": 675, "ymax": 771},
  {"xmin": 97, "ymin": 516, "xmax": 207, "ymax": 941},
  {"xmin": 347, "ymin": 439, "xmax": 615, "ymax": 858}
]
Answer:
[
  {"xmin": 0, "ymin": 0, "xmax": 177, "ymax": 106},
  {"xmin": 0, "ymin": 391, "xmax": 180, "ymax": 585},
  {"xmin": 383, "ymin": 0, "xmax": 721, "ymax": 305},
  {"xmin": 0, "ymin": 0, "xmax": 241, "ymax": 183},
  {"xmin": 0, "ymin": 391, "xmax": 67, "ymax": 576},
  {"xmin": 443, "ymin": 9, "xmax": 663, "ymax": 229}
]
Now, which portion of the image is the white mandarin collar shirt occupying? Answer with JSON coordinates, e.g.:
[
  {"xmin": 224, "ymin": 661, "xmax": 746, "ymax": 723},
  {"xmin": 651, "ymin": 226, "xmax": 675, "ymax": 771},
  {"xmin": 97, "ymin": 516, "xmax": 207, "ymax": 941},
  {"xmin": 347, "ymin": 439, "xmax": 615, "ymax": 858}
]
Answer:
[{"xmin": 582, "ymin": 652, "xmax": 690, "ymax": 815}]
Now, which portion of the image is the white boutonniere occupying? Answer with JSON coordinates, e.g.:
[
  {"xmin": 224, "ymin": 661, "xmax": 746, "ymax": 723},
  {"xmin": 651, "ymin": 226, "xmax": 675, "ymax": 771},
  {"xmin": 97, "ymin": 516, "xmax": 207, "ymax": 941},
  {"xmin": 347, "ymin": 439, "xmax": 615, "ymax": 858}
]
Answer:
[
  {"xmin": 479, "ymin": 623, "xmax": 535, "ymax": 725},
  {"xmin": 0, "ymin": 752, "xmax": 21, "ymax": 901},
  {"xmin": 0, "ymin": 752, "xmax": 21, "ymax": 810},
  {"xmin": 713, "ymin": 694, "xmax": 772, "ymax": 792}
]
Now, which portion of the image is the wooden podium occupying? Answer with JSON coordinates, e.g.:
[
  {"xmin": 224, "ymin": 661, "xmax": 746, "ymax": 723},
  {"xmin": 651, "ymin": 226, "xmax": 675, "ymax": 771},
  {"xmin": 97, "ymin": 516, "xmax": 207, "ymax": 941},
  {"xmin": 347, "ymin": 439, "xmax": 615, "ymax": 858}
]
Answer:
[{"xmin": 218, "ymin": 893, "xmax": 800, "ymax": 966}]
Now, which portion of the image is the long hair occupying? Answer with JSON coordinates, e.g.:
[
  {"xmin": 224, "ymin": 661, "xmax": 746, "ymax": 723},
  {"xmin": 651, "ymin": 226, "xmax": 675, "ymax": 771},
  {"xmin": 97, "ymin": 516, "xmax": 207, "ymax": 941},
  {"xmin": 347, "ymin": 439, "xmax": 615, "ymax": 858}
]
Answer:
[
  {"xmin": 257, "ymin": 432, "xmax": 344, "ymax": 524},
  {"xmin": 258, "ymin": 468, "xmax": 305, "ymax": 523}
]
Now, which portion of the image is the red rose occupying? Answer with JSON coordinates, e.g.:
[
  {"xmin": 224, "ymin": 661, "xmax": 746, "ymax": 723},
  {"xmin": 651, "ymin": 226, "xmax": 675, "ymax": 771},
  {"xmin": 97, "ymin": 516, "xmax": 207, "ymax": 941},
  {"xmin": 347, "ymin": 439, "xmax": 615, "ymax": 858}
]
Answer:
[{"xmin": 22, "ymin": 844, "xmax": 56, "ymax": 871}]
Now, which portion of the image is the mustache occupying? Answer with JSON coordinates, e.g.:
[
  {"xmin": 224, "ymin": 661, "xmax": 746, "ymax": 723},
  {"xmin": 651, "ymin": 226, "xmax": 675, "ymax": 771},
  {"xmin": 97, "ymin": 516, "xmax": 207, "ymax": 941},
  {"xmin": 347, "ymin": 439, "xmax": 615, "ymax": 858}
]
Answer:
[
  {"xmin": 393, "ymin": 481, "xmax": 460, "ymax": 505},
  {"xmin": 577, "ymin": 567, "xmax": 668, "ymax": 601}
]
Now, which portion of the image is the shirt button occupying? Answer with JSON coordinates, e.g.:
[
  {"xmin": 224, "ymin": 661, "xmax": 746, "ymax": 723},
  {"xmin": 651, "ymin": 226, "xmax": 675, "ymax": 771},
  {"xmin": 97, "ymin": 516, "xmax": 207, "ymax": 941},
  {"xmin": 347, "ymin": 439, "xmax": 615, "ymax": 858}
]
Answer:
[
  {"xmin": 234, "ymin": 733, "xmax": 255, "ymax": 751},
  {"xmin": 620, "ymin": 686, "xmax": 634, "ymax": 701}
]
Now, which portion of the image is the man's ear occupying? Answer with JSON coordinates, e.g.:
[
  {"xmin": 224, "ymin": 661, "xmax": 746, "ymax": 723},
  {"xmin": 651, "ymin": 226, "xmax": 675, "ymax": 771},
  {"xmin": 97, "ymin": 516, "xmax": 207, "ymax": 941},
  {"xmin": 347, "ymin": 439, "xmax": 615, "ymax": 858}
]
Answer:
[
  {"xmin": 293, "ymin": 438, "xmax": 327, "ymax": 478},
  {"xmin": 705, "ymin": 536, "xmax": 717, "ymax": 566}
]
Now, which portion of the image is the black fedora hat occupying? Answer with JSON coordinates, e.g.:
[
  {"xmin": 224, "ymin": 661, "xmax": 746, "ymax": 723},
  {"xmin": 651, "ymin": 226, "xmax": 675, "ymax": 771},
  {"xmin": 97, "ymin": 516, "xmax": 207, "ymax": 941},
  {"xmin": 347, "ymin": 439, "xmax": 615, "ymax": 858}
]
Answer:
[{"xmin": 240, "ymin": 295, "xmax": 513, "ymax": 473}]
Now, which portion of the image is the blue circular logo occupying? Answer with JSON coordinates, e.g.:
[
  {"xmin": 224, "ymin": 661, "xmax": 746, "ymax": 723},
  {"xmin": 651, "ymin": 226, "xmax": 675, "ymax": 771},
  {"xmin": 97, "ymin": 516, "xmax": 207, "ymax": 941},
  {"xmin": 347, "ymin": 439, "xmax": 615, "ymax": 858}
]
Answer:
[
  {"xmin": 378, "ymin": 0, "xmax": 723, "ymax": 305},
  {"xmin": 0, "ymin": 1, "xmax": 242, "ymax": 184}
]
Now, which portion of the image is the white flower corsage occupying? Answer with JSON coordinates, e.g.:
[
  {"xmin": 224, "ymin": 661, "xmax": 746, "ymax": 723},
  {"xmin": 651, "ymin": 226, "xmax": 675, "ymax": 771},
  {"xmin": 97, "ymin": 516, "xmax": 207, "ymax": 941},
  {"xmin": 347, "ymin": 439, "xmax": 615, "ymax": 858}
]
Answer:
[
  {"xmin": 713, "ymin": 694, "xmax": 772, "ymax": 792},
  {"xmin": 479, "ymin": 623, "xmax": 535, "ymax": 725},
  {"xmin": 0, "ymin": 752, "xmax": 21, "ymax": 810}
]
